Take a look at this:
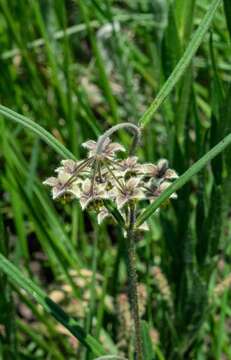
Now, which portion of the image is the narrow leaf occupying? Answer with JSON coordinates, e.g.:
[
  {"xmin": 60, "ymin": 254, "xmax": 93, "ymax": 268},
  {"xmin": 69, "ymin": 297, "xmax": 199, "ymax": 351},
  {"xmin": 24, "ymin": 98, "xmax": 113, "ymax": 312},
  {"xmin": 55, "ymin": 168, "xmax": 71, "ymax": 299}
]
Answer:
[
  {"xmin": 138, "ymin": 0, "xmax": 222, "ymax": 128},
  {"xmin": 141, "ymin": 321, "xmax": 155, "ymax": 360},
  {"xmin": 223, "ymin": 0, "xmax": 231, "ymax": 37},
  {"xmin": 0, "ymin": 253, "xmax": 106, "ymax": 356},
  {"xmin": 0, "ymin": 104, "xmax": 75, "ymax": 160}
]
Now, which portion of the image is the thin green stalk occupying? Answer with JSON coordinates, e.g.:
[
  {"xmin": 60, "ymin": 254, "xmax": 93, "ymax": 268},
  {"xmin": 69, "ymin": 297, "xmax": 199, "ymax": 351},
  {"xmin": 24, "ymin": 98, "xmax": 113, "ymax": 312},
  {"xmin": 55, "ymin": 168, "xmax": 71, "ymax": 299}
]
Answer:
[
  {"xmin": 1, "ymin": 13, "xmax": 158, "ymax": 60},
  {"xmin": 17, "ymin": 319, "xmax": 64, "ymax": 360},
  {"xmin": 0, "ymin": 213, "xmax": 18, "ymax": 359},
  {"xmin": 126, "ymin": 203, "xmax": 143, "ymax": 360},
  {"xmin": 0, "ymin": 105, "xmax": 75, "ymax": 159},
  {"xmin": 0, "ymin": 253, "xmax": 106, "ymax": 357},
  {"xmin": 138, "ymin": 0, "xmax": 222, "ymax": 128}
]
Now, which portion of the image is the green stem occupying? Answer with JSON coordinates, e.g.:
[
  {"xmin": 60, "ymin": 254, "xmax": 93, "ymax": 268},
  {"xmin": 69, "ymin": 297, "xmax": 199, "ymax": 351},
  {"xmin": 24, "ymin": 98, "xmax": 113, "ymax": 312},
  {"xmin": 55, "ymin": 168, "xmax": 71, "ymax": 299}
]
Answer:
[
  {"xmin": 126, "ymin": 203, "xmax": 143, "ymax": 360},
  {"xmin": 138, "ymin": 0, "xmax": 222, "ymax": 128}
]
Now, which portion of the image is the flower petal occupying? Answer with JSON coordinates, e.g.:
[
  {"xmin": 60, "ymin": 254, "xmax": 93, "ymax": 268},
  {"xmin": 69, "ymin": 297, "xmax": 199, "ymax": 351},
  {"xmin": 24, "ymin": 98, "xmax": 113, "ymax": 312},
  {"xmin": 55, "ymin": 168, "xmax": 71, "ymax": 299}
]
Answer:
[
  {"xmin": 52, "ymin": 187, "xmax": 66, "ymax": 200},
  {"xmin": 59, "ymin": 159, "xmax": 80, "ymax": 174},
  {"xmin": 82, "ymin": 178, "xmax": 92, "ymax": 193},
  {"xmin": 141, "ymin": 163, "xmax": 157, "ymax": 176},
  {"xmin": 68, "ymin": 183, "xmax": 81, "ymax": 198},
  {"xmin": 108, "ymin": 142, "xmax": 126, "ymax": 153},
  {"xmin": 127, "ymin": 177, "xmax": 141, "ymax": 189},
  {"xmin": 82, "ymin": 140, "xmax": 97, "ymax": 150},
  {"xmin": 97, "ymin": 207, "xmax": 110, "ymax": 224},
  {"xmin": 132, "ymin": 188, "xmax": 145, "ymax": 200},
  {"xmin": 57, "ymin": 171, "xmax": 72, "ymax": 184},
  {"xmin": 165, "ymin": 169, "xmax": 178, "ymax": 180},
  {"xmin": 43, "ymin": 177, "xmax": 58, "ymax": 186},
  {"xmin": 138, "ymin": 222, "xmax": 149, "ymax": 232},
  {"xmin": 79, "ymin": 195, "xmax": 92, "ymax": 210},
  {"xmin": 116, "ymin": 194, "xmax": 129, "ymax": 209},
  {"xmin": 157, "ymin": 159, "xmax": 169, "ymax": 170},
  {"xmin": 170, "ymin": 192, "xmax": 178, "ymax": 199}
]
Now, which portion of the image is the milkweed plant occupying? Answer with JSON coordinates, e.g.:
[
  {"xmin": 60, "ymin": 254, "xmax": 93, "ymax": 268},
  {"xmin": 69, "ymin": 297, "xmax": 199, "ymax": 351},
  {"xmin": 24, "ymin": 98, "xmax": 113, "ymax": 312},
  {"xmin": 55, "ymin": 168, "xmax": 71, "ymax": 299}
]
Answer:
[{"xmin": 43, "ymin": 123, "xmax": 178, "ymax": 359}]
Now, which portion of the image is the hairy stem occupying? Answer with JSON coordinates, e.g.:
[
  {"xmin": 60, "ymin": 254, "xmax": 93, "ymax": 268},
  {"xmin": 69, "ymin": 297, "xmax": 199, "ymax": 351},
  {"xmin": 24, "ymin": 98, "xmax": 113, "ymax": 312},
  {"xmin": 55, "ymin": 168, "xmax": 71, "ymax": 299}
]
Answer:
[
  {"xmin": 95, "ymin": 122, "xmax": 141, "ymax": 156},
  {"xmin": 126, "ymin": 203, "xmax": 143, "ymax": 360}
]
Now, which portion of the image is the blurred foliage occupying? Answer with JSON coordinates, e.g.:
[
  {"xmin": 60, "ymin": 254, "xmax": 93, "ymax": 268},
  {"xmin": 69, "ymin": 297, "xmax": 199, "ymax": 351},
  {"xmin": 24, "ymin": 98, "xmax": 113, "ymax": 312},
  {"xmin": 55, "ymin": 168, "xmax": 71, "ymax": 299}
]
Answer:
[{"xmin": 0, "ymin": 0, "xmax": 231, "ymax": 359}]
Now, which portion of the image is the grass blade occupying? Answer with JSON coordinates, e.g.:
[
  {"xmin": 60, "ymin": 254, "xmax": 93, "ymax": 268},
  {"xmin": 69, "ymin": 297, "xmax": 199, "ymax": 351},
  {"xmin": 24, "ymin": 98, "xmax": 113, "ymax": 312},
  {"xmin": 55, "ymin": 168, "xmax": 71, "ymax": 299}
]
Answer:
[
  {"xmin": 0, "ymin": 253, "xmax": 106, "ymax": 356},
  {"xmin": 136, "ymin": 132, "xmax": 231, "ymax": 226},
  {"xmin": 140, "ymin": 321, "xmax": 155, "ymax": 360},
  {"xmin": 138, "ymin": 0, "xmax": 222, "ymax": 128},
  {"xmin": 223, "ymin": 0, "xmax": 231, "ymax": 37},
  {"xmin": 0, "ymin": 104, "xmax": 75, "ymax": 160}
]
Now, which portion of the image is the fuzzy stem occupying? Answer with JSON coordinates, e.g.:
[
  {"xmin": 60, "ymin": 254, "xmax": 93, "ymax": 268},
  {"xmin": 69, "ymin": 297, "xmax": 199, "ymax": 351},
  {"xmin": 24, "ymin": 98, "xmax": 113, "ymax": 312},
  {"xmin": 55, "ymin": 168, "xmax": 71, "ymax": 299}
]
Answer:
[
  {"xmin": 95, "ymin": 122, "xmax": 141, "ymax": 156},
  {"xmin": 126, "ymin": 203, "xmax": 143, "ymax": 360}
]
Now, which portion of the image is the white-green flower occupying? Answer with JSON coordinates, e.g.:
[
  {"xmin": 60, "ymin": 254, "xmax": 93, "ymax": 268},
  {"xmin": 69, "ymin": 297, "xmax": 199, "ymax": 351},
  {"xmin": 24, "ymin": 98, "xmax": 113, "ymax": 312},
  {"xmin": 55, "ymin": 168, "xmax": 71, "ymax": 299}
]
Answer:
[
  {"xmin": 116, "ymin": 156, "xmax": 144, "ymax": 175},
  {"xmin": 145, "ymin": 180, "xmax": 177, "ymax": 203},
  {"xmin": 43, "ymin": 172, "xmax": 72, "ymax": 199},
  {"xmin": 82, "ymin": 137, "xmax": 125, "ymax": 160},
  {"xmin": 109, "ymin": 177, "xmax": 144, "ymax": 209},
  {"xmin": 142, "ymin": 159, "xmax": 178, "ymax": 181},
  {"xmin": 79, "ymin": 178, "xmax": 108, "ymax": 210},
  {"xmin": 97, "ymin": 207, "xmax": 111, "ymax": 224}
]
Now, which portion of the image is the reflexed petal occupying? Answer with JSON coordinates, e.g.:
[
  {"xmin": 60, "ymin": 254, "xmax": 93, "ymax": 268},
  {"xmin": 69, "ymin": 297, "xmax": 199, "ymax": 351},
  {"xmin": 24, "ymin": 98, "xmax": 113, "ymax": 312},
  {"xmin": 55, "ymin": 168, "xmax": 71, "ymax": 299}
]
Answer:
[
  {"xmin": 108, "ymin": 188, "xmax": 118, "ymax": 199},
  {"xmin": 129, "ymin": 156, "xmax": 138, "ymax": 164},
  {"xmin": 165, "ymin": 169, "xmax": 178, "ymax": 180},
  {"xmin": 127, "ymin": 177, "xmax": 141, "ymax": 189},
  {"xmin": 61, "ymin": 159, "xmax": 76, "ymax": 168},
  {"xmin": 97, "ymin": 187, "xmax": 109, "ymax": 199},
  {"xmin": 60, "ymin": 159, "xmax": 79, "ymax": 173},
  {"xmin": 55, "ymin": 166, "xmax": 63, "ymax": 173},
  {"xmin": 97, "ymin": 207, "xmax": 110, "ymax": 224},
  {"xmin": 159, "ymin": 181, "xmax": 171, "ymax": 192},
  {"xmin": 157, "ymin": 159, "xmax": 169, "ymax": 169},
  {"xmin": 116, "ymin": 194, "xmax": 129, "ymax": 209},
  {"xmin": 133, "ymin": 188, "xmax": 145, "ymax": 200},
  {"xmin": 141, "ymin": 163, "xmax": 157, "ymax": 175},
  {"xmin": 109, "ymin": 171, "xmax": 125, "ymax": 182},
  {"xmin": 82, "ymin": 140, "xmax": 97, "ymax": 150},
  {"xmin": 57, "ymin": 171, "xmax": 72, "ymax": 184},
  {"xmin": 82, "ymin": 178, "xmax": 92, "ymax": 193},
  {"xmin": 52, "ymin": 187, "xmax": 66, "ymax": 200},
  {"xmin": 68, "ymin": 183, "xmax": 81, "ymax": 198},
  {"xmin": 43, "ymin": 177, "xmax": 58, "ymax": 186},
  {"xmin": 135, "ymin": 164, "xmax": 146, "ymax": 173},
  {"xmin": 170, "ymin": 192, "xmax": 178, "ymax": 199},
  {"xmin": 118, "ymin": 156, "xmax": 138, "ymax": 171},
  {"xmin": 108, "ymin": 142, "xmax": 126, "ymax": 153},
  {"xmin": 79, "ymin": 195, "xmax": 92, "ymax": 210},
  {"xmin": 138, "ymin": 222, "xmax": 149, "ymax": 232}
]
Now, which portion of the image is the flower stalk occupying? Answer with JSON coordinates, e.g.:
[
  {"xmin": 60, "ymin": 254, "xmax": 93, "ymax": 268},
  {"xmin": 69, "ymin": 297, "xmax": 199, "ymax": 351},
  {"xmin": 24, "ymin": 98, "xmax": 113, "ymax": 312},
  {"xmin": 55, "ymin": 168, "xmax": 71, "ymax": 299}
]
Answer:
[
  {"xmin": 95, "ymin": 122, "xmax": 141, "ymax": 157},
  {"xmin": 126, "ymin": 202, "xmax": 143, "ymax": 360}
]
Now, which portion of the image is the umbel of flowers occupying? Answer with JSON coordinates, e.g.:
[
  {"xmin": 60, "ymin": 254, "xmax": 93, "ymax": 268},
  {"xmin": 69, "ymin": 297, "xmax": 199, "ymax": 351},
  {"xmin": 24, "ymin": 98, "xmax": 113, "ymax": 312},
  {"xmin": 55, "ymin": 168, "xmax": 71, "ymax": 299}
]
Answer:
[
  {"xmin": 43, "ymin": 123, "xmax": 178, "ymax": 360},
  {"xmin": 43, "ymin": 123, "xmax": 178, "ymax": 232}
]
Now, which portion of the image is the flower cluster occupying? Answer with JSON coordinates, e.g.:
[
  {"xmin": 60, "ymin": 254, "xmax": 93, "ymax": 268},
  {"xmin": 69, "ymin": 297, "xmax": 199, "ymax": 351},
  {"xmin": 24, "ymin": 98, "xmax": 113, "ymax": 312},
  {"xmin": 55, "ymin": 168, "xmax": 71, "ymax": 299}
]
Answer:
[{"xmin": 43, "ymin": 136, "xmax": 178, "ymax": 229}]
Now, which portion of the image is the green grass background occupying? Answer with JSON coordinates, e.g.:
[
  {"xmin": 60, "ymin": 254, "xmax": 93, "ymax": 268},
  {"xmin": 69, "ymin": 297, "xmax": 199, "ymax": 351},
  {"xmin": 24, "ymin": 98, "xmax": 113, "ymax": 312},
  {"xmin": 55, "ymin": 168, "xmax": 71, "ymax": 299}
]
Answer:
[{"xmin": 0, "ymin": 0, "xmax": 231, "ymax": 359}]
